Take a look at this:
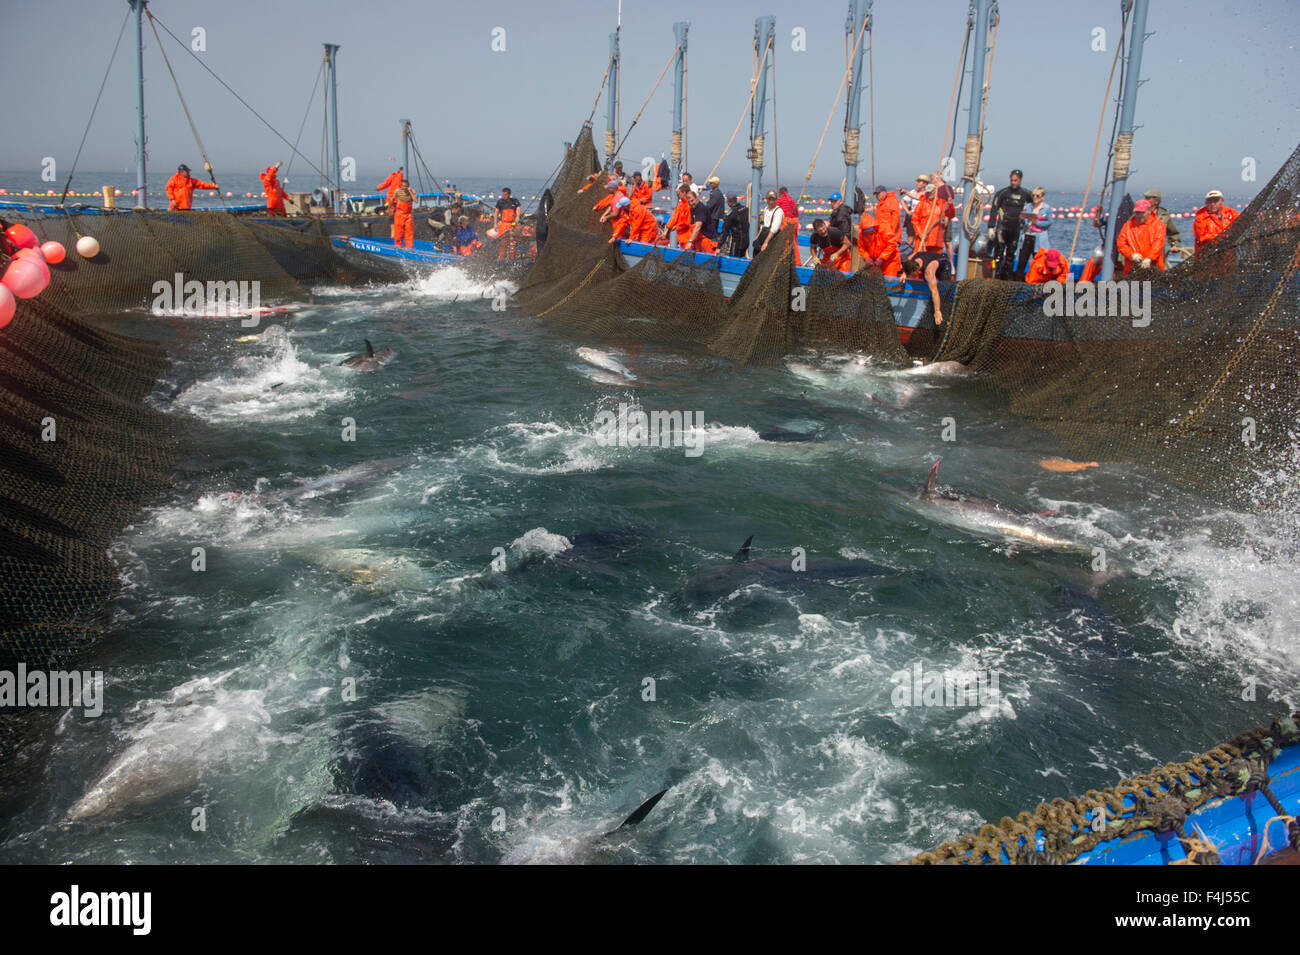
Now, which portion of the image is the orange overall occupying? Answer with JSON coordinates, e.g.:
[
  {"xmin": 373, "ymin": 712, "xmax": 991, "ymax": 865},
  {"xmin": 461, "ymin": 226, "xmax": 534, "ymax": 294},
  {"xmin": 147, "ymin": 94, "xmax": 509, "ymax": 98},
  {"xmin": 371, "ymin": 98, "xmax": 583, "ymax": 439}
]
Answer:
[
  {"xmin": 391, "ymin": 187, "xmax": 414, "ymax": 249},
  {"xmin": 1193, "ymin": 205, "xmax": 1239, "ymax": 251},
  {"xmin": 664, "ymin": 198, "xmax": 693, "ymax": 247},
  {"xmin": 165, "ymin": 172, "xmax": 218, "ymax": 210},
  {"xmin": 260, "ymin": 166, "xmax": 288, "ymax": 215},
  {"xmin": 1079, "ymin": 257, "xmax": 1103, "ymax": 283},
  {"xmin": 1116, "ymin": 216, "xmax": 1167, "ymax": 274},
  {"xmin": 1024, "ymin": 248, "xmax": 1070, "ymax": 284},
  {"xmin": 613, "ymin": 201, "xmax": 659, "ymax": 243},
  {"xmin": 910, "ymin": 195, "xmax": 953, "ymax": 252},
  {"xmin": 630, "ymin": 182, "xmax": 652, "ymax": 205},
  {"xmin": 376, "ymin": 171, "xmax": 403, "ymax": 238}
]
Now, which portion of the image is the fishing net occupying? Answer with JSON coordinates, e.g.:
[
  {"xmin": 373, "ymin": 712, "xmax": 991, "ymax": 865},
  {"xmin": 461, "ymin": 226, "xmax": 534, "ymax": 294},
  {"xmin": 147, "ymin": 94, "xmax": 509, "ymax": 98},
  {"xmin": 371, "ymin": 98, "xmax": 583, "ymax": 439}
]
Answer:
[
  {"xmin": 909, "ymin": 712, "xmax": 1300, "ymax": 865},
  {"xmin": 516, "ymin": 125, "xmax": 904, "ymax": 365}
]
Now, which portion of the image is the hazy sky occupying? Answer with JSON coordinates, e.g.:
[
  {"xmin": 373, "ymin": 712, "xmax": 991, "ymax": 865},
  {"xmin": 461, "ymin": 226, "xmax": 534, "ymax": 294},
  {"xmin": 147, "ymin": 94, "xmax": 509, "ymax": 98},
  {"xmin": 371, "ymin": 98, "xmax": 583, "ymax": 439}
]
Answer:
[{"xmin": 2, "ymin": 0, "xmax": 1296, "ymax": 193}]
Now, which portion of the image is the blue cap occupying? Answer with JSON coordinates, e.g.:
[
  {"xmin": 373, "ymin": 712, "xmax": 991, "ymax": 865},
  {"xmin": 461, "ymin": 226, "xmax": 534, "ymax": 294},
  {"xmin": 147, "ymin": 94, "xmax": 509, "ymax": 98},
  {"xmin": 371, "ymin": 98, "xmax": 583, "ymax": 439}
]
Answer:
[
  {"xmin": 615, "ymin": 196, "xmax": 631, "ymax": 208},
  {"xmin": 829, "ymin": 192, "xmax": 842, "ymax": 201}
]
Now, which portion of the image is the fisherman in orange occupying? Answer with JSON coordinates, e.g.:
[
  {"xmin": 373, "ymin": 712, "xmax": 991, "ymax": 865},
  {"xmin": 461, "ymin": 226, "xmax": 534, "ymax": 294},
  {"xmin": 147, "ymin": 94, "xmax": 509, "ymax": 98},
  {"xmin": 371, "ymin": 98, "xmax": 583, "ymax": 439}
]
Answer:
[
  {"xmin": 1193, "ymin": 189, "xmax": 1239, "ymax": 251},
  {"xmin": 658, "ymin": 185, "xmax": 695, "ymax": 247},
  {"xmin": 489, "ymin": 187, "xmax": 521, "ymax": 259},
  {"xmin": 1024, "ymin": 247, "xmax": 1070, "ymax": 284},
  {"xmin": 1078, "ymin": 248, "xmax": 1104, "ymax": 283},
  {"xmin": 454, "ymin": 216, "xmax": 483, "ymax": 256},
  {"xmin": 809, "ymin": 218, "xmax": 852, "ymax": 272},
  {"xmin": 594, "ymin": 177, "xmax": 627, "ymax": 217},
  {"xmin": 910, "ymin": 182, "xmax": 953, "ymax": 254},
  {"xmin": 375, "ymin": 167, "xmax": 404, "ymax": 238},
  {"xmin": 608, "ymin": 195, "xmax": 660, "ymax": 244},
  {"xmin": 165, "ymin": 164, "xmax": 218, "ymax": 210},
  {"xmin": 859, "ymin": 184, "xmax": 902, "ymax": 276},
  {"xmin": 260, "ymin": 161, "xmax": 288, "ymax": 216},
  {"xmin": 1116, "ymin": 198, "xmax": 1166, "ymax": 274},
  {"xmin": 388, "ymin": 178, "xmax": 416, "ymax": 249},
  {"xmin": 683, "ymin": 190, "xmax": 719, "ymax": 253},
  {"xmin": 629, "ymin": 172, "xmax": 652, "ymax": 205}
]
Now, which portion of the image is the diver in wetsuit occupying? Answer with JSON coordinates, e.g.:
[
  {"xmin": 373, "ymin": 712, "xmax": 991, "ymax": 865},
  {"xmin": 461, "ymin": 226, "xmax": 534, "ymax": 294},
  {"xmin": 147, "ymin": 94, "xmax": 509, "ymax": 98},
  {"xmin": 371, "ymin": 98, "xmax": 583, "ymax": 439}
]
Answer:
[{"xmin": 987, "ymin": 169, "xmax": 1035, "ymax": 280}]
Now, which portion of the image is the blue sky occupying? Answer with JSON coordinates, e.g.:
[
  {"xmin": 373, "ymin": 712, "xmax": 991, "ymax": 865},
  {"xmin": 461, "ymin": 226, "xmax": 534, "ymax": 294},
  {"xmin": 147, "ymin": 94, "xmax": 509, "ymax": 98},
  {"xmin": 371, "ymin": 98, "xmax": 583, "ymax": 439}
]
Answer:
[{"xmin": 2, "ymin": 0, "xmax": 1296, "ymax": 192}]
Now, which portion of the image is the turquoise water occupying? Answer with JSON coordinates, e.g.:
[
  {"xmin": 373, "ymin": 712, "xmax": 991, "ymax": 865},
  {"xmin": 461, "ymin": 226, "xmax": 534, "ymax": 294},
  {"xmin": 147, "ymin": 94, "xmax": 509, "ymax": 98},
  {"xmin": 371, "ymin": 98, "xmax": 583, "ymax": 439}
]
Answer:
[{"xmin": 0, "ymin": 267, "xmax": 1295, "ymax": 864}]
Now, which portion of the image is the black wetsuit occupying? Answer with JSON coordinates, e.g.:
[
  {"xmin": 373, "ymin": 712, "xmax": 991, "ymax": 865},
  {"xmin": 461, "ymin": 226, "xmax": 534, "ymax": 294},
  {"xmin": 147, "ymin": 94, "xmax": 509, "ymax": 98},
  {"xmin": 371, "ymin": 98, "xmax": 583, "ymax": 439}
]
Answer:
[
  {"xmin": 912, "ymin": 250, "xmax": 953, "ymax": 282},
  {"xmin": 829, "ymin": 203, "xmax": 853, "ymax": 237},
  {"xmin": 721, "ymin": 203, "xmax": 749, "ymax": 257},
  {"xmin": 989, "ymin": 184, "xmax": 1034, "ymax": 279}
]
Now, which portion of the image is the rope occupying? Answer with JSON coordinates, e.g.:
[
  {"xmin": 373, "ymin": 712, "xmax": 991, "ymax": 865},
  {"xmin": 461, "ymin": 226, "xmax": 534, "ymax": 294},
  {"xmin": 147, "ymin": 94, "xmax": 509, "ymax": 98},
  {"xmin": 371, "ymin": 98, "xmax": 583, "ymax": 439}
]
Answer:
[
  {"xmin": 285, "ymin": 61, "xmax": 325, "ymax": 184},
  {"xmin": 941, "ymin": 19, "xmax": 973, "ymax": 166},
  {"xmin": 147, "ymin": 10, "xmax": 224, "ymax": 207},
  {"xmin": 60, "ymin": 7, "xmax": 131, "ymax": 207},
  {"xmin": 771, "ymin": 37, "xmax": 779, "ymax": 190},
  {"xmin": 613, "ymin": 45, "xmax": 681, "ymax": 161},
  {"xmin": 868, "ymin": 25, "xmax": 875, "ymax": 191},
  {"xmin": 585, "ymin": 52, "xmax": 616, "ymax": 128},
  {"xmin": 536, "ymin": 257, "xmax": 607, "ymax": 317},
  {"xmin": 1095, "ymin": 15, "xmax": 1130, "ymax": 225},
  {"xmin": 801, "ymin": 13, "xmax": 869, "ymax": 199},
  {"xmin": 671, "ymin": 132, "xmax": 682, "ymax": 168},
  {"xmin": 148, "ymin": 11, "xmax": 324, "ymax": 177},
  {"xmin": 960, "ymin": 10, "xmax": 1000, "ymax": 240},
  {"xmin": 706, "ymin": 32, "xmax": 772, "ymax": 183},
  {"xmin": 1112, "ymin": 132, "xmax": 1133, "ymax": 182},
  {"xmin": 683, "ymin": 47, "xmax": 688, "ymax": 174},
  {"xmin": 1068, "ymin": 13, "xmax": 1126, "ymax": 260}
]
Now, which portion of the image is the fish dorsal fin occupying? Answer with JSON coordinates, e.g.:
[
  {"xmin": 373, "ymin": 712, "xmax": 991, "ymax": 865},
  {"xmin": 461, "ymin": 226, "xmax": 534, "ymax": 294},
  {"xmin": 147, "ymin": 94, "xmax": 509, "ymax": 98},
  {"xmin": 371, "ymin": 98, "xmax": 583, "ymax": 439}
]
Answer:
[
  {"xmin": 608, "ymin": 789, "xmax": 669, "ymax": 836},
  {"xmin": 365, "ymin": 340, "xmax": 375, "ymax": 357},
  {"xmin": 733, "ymin": 536, "xmax": 753, "ymax": 563},
  {"xmin": 925, "ymin": 460, "xmax": 941, "ymax": 495}
]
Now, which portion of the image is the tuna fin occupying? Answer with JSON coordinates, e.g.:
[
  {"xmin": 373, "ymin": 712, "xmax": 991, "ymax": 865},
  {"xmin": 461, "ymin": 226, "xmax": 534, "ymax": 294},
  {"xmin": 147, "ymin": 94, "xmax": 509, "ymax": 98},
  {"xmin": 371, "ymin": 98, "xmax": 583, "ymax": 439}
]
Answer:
[
  {"xmin": 925, "ymin": 460, "xmax": 941, "ymax": 495},
  {"xmin": 365, "ymin": 340, "xmax": 375, "ymax": 357},
  {"xmin": 733, "ymin": 536, "xmax": 753, "ymax": 563},
  {"xmin": 608, "ymin": 789, "xmax": 668, "ymax": 835}
]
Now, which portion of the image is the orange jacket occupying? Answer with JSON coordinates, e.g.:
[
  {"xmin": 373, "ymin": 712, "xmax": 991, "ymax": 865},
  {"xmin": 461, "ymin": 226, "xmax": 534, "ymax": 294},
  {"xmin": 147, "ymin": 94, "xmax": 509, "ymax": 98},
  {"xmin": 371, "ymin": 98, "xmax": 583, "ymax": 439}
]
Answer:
[
  {"xmin": 873, "ymin": 191, "xmax": 902, "ymax": 245},
  {"xmin": 1116, "ymin": 215, "xmax": 1167, "ymax": 273},
  {"xmin": 859, "ymin": 215, "xmax": 901, "ymax": 276},
  {"xmin": 1025, "ymin": 248, "xmax": 1070, "ymax": 284},
  {"xmin": 376, "ymin": 170, "xmax": 403, "ymax": 204},
  {"xmin": 166, "ymin": 172, "xmax": 217, "ymax": 210},
  {"xmin": 1193, "ymin": 205, "xmax": 1239, "ymax": 250},
  {"xmin": 666, "ymin": 198, "xmax": 693, "ymax": 243},
  {"xmin": 624, "ymin": 201, "xmax": 659, "ymax": 242},
  {"xmin": 260, "ymin": 167, "xmax": 288, "ymax": 212},
  {"xmin": 630, "ymin": 182, "xmax": 652, "ymax": 205},
  {"xmin": 911, "ymin": 195, "xmax": 953, "ymax": 252},
  {"xmin": 1079, "ymin": 257, "xmax": 1103, "ymax": 283}
]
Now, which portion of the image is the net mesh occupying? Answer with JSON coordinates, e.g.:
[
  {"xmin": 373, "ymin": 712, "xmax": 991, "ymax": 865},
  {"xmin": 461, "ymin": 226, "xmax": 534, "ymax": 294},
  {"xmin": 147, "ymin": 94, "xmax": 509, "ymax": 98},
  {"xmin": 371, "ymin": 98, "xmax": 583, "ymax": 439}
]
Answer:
[{"xmin": 516, "ymin": 124, "xmax": 1300, "ymax": 504}]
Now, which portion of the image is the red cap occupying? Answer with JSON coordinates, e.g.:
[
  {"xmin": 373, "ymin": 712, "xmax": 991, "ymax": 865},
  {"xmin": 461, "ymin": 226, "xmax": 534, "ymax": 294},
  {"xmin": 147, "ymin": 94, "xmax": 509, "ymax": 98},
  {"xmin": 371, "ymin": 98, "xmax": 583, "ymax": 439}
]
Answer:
[
  {"xmin": 1045, "ymin": 249, "xmax": 1061, "ymax": 266},
  {"xmin": 1133, "ymin": 199, "xmax": 1152, "ymax": 212}
]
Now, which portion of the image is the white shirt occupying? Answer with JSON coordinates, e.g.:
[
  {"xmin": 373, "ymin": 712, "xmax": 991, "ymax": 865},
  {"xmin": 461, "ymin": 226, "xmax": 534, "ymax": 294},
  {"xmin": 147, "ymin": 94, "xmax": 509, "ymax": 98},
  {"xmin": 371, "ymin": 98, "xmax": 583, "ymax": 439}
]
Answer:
[{"xmin": 760, "ymin": 204, "xmax": 785, "ymax": 234}]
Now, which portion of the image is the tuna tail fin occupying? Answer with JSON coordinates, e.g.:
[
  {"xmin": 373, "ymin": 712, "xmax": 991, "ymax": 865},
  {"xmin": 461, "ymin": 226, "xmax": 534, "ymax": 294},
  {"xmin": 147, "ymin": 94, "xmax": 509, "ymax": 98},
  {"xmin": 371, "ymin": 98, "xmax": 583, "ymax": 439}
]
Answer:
[
  {"xmin": 733, "ymin": 536, "xmax": 754, "ymax": 563},
  {"xmin": 608, "ymin": 789, "xmax": 669, "ymax": 835},
  {"xmin": 365, "ymin": 340, "xmax": 375, "ymax": 357},
  {"xmin": 925, "ymin": 459, "xmax": 941, "ymax": 496}
]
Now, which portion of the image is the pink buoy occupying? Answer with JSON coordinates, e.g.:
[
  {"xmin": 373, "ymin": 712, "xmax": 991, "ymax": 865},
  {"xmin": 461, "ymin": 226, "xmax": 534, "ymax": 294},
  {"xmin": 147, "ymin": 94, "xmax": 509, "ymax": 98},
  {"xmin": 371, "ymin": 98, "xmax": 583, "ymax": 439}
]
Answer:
[
  {"xmin": 15, "ymin": 248, "xmax": 50, "ymax": 281},
  {"xmin": 40, "ymin": 240, "xmax": 66, "ymax": 264},
  {"xmin": 76, "ymin": 235, "xmax": 100, "ymax": 258},
  {"xmin": 0, "ymin": 284, "xmax": 15, "ymax": 328},
  {"xmin": 2, "ymin": 258, "xmax": 49, "ymax": 298},
  {"xmin": 4, "ymin": 223, "xmax": 38, "ymax": 251}
]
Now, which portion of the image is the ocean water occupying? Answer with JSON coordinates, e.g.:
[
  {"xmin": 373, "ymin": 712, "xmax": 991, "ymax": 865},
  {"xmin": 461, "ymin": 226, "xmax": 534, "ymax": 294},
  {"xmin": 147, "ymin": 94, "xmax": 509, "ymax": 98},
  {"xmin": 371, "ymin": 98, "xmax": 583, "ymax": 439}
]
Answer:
[{"xmin": 0, "ymin": 265, "xmax": 1294, "ymax": 864}]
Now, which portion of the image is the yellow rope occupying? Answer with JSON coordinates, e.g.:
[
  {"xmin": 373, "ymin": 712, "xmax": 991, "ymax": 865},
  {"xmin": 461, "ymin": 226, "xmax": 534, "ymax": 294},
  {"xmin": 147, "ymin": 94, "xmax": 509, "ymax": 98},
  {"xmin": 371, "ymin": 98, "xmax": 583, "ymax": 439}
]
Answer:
[
  {"xmin": 586, "ymin": 52, "xmax": 616, "ymax": 128},
  {"xmin": 940, "ymin": 20, "xmax": 973, "ymax": 164},
  {"xmin": 1253, "ymin": 815, "xmax": 1297, "ymax": 864},
  {"xmin": 613, "ymin": 45, "xmax": 681, "ymax": 159},
  {"xmin": 536, "ymin": 257, "xmax": 607, "ymax": 317}
]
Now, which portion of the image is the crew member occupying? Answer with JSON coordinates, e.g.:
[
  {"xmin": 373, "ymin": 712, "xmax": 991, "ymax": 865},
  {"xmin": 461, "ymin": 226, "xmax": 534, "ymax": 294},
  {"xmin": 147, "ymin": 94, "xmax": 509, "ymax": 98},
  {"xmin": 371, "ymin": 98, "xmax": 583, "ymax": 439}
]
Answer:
[
  {"xmin": 260, "ymin": 162, "xmax": 288, "ymax": 216},
  {"xmin": 454, "ymin": 216, "xmax": 483, "ymax": 256},
  {"xmin": 753, "ymin": 190, "xmax": 785, "ymax": 256},
  {"xmin": 809, "ymin": 218, "xmax": 852, "ymax": 272},
  {"xmin": 777, "ymin": 186, "xmax": 799, "ymax": 233},
  {"xmin": 828, "ymin": 192, "xmax": 853, "ymax": 237},
  {"xmin": 489, "ymin": 187, "xmax": 521, "ymax": 258},
  {"xmin": 389, "ymin": 178, "xmax": 415, "ymax": 249},
  {"xmin": 911, "ymin": 182, "xmax": 954, "ymax": 254},
  {"xmin": 987, "ymin": 169, "xmax": 1034, "ymax": 280},
  {"xmin": 861, "ymin": 185, "xmax": 903, "ymax": 277},
  {"xmin": 684, "ymin": 190, "xmax": 718, "ymax": 253},
  {"xmin": 1078, "ymin": 248, "xmax": 1104, "ymax": 283},
  {"xmin": 165, "ymin": 164, "xmax": 218, "ymax": 210},
  {"xmin": 721, "ymin": 195, "xmax": 749, "ymax": 257},
  {"xmin": 608, "ymin": 195, "xmax": 659, "ymax": 244},
  {"xmin": 1024, "ymin": 247, "xmax": 1070, "ymax": 284},
  {"xmin": 902, "ymin": 250, "xmax": 953, "ymax": 326},
  {"xmin": 704, "ymin": 177, "xmax": 726, "ymax": 242},
  {"xmin": 629, "ymin": 172, "xmax": 652, "ymax": 205},
  {"xmin": 594, "ymin": 177, "xmax": 627, "ymax": 216},
  {"xmin": 1193, "ymin": 189, "xmax": 1239, "ymax": 251},
  {"xmin": 1142, "ymin": 189, "xmax": 1183, "ymax": 257},
  {"xmin": 659, "ymin": 184, "xmax": 695, "ymax": 247},
  {"xmin": 375, "ymin": 167, "xmax": 404, "ymax": 238},
  {"xmin": 1116, "ymin": 198, "xmax": 1167, "ymax": 273}
]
